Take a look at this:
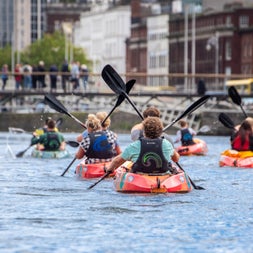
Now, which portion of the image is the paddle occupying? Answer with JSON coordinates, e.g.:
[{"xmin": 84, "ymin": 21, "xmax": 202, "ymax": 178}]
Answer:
[
  {"xmin": 61, "ymin": 157, "xmax": 77, "ymax": 177},
  {"xmin": 66, "ymin": 140, "xmax": 79, "ymax": 148},
  {"xmin": 163, "ymin": 95, "xmax": 210, "ymax": 132},
  {"xmin": 102, "ymin": 65, "xmax": 143, "ymax": 119},
  {"xmin": 197, "ymin": 125, "xmax": 211, "ymax": 134},
  {"xmin": 228, "ymin": 86, "xmax": 248, "ymax": 118},
  {"xmin": 87, "ymin": 171, "xmax": 111, "ymax": 189},
  {"xmin": 175, "ymin": 162, "xmax": 205, "ymax": 190},
  {"xmin": 218, "ymin": 113, "xmax": 236, "ymax": 130},
  {"xmin": 102, "ymin": 79, "xmax": 136, "ymax": 124},
  {"xmin": 15, "ymin": 117, "xmax": 64, "ymax": 158},
  {"xmin": 102, "ymin": 66, "xmax": 206, "ymax": 190},
  {"xmin": 44, "ymin": 94, "xmax": 86, "ymax": 128}
]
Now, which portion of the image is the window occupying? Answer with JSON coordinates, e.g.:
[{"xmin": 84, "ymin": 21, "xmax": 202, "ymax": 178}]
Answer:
[
  {"xmin": 239, "ymin": 15, "xmax": 249, "ymax": 28},
  {"xmin": 225, "ymin": 40, "xmax": 231, "ymax": 60}
]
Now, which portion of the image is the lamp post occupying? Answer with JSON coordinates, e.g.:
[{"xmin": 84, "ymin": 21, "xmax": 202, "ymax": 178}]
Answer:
[{"xmin": 206, "ymin": 32, "xmax": 219, "ymax": 88}]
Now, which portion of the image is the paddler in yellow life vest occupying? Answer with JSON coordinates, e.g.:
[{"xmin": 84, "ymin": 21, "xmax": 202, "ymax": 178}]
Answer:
[
  {"xmin": 31, "ymin": 119, "xmax": 66, "ymax": 151},
  {"xmin": 33, "ymin": 117, "xmax": 59, "ymax": 136}
]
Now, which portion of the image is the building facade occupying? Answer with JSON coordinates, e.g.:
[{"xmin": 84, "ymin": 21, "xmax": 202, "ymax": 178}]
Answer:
[{"xmin": 74, "ymin": 5, "xmax": 131, "ymax": 74}]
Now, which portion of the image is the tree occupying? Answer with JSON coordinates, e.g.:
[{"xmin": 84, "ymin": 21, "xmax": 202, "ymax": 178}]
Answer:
[{"xmin": 20, "ymin": 31, "xmax": 91, "ymax": 70}]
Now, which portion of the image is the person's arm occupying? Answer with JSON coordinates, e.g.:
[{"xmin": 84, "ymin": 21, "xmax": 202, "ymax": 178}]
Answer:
[
  {"xmin": 105, "ymin": 155, "xmax": 126, "ymax": 173},
  {"xmin": 189, "ymin": 128, "xmax": 197, "ymax": 136},
  {"xmin": 174, "ymin": 130, "xmax": 181, "ymax": 143},
  {"xmin": 130, "ymin": 123, "xmax": 143, "ymax": 141},
  {"xmin": 171, "ymin": 150, "xmax": 180, "ymax": 163},
  {"xmin": 31, "ymin": 136, "xmax": 40, "ymax": 145},
  {"xmin": 75, "ymin": 146, "xmax": 85, "ymax": 159}
]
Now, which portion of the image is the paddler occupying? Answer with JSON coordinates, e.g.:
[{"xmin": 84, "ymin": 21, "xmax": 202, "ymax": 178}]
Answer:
[
  {"xmin": 106, "ymin": 116, "xmax": 180, "ymax": 174},
  {"xmin": 75, "ymin": 113, "xmax": 121, "ymax": 164},
  {"xmin": 31, "ymin": 119, "xmax": 66, "ymax": 151}
]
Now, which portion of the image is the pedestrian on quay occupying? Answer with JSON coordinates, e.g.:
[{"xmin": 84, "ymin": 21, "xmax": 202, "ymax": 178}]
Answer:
[
  {"xmin": 14, "ymin": 63, "xmax": 23, "ymax": 90},
  {"xmin": 22, "ymin": 63, "xmax": 32, "ymax": 90},
  {"xmin": 37, "ymin": 61, "xmax": 46, "ymax": 90},
  {"xmin": 61, "ymin": 59, "xmax": 69, "ymax": 92},
  {"xmin": 49, "ymin": 64, "xmax": 58, "ymax": 93},
  {"xmin": 1, "ymin": 64, "xmax": 9, "ymax": 90}
]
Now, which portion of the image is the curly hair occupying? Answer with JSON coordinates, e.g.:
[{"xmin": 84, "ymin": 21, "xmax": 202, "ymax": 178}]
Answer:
[
  {"xmin": 86, "ymin": 114, "xmax": 101, "ymax": 131},
  {"xmin": 143, "ymin": 117, "xmax": 163, "ymax": 139},
  {"xmin": 143, "ymin": 107, "xmax": 160, "ymax": 119},
  {"xmin": 96, "ymin": 111, "xmax": 111, "ymax": 128}
]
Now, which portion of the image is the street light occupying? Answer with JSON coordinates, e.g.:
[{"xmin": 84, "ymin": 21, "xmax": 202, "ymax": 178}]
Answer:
[{"xmin": 206, "ymin": 32, "xmax": 219, "ymax": 88}]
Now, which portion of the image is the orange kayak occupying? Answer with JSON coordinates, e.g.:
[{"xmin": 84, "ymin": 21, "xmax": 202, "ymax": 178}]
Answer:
[
  {"xmin": 176, "ymin": 138, "xmax": 208, "ymax": 156},
  {"xmin": 75, "ymin": 160, "xmax": 114, "ymax": 179},
  {"xmin": 113, "ymin": 161, "xmax": 192, "ymax": 194},
  {"xmin": 219, "ymin": 149, "xmax": 253, "ymax": 168}
]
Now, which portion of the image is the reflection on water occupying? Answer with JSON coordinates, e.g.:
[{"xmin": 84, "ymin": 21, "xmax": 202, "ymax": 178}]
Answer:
[{"xmin": 0, "ymin": 132, "xmax": 253, "ymax": 253}]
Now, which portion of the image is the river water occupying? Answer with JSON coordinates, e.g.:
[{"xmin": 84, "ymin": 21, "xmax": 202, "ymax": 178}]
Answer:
[{"xmin": 1, "ymin": 132, "xmax": 253, "ymax": 253}]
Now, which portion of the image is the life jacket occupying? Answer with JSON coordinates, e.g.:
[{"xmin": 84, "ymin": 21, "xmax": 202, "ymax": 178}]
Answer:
[
  {"xmin": 44, "ymin": 132, "xmax": 61, "ymax": 151},
  {"xmin": 132, "ymin": 138, "xmax": 172, "ymax": 174},
  {"xmin": 181, "ymin": 129, "xmax": 195, "ymax": 146},
  {"xmin": 232, "ymin": 135, "xmax": 250, "ymax": 151},
  {"xmin": 86, "ymin": 131, "xmax": 114, "ymax": 159}
]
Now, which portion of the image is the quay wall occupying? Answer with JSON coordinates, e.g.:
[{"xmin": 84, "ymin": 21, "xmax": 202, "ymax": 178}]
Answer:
[{"xmin": 0, "ymin": 111, "xmax": 244, "ymax": 136}]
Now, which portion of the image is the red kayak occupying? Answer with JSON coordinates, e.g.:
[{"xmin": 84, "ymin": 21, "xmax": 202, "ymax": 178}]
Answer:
[
  {"xmin": 176, "ymin": 138, "xmax": 208, "ymax": 156},
  {"xmin": 219, "ymin": 149, "xmax": 253, "ymax": 168},
  {"xmin": 113, "ymin": 161, "xmax": 193, "ymax": 194},
  {"xmin": 75, "ymin": 160, "xmax": 114, "ymax": 179}
]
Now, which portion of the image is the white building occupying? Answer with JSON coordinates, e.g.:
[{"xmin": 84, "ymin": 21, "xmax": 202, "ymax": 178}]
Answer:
[
  {"xmin": 74, "ymin": 5, "xmax": 131, "ymax": 74},
  {"xmin": 147, "ymin": 14, "xmax": 169, "ymax": 87}
]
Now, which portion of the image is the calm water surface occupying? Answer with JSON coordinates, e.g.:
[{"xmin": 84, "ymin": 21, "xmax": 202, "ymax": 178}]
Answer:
[{"xmin": 0, "ymin": 132, "xmax": 253, "ymax": 253}]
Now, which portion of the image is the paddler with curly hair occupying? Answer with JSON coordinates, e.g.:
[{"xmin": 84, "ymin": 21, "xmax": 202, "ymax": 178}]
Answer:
[
  {"xmin": 130, "ymin": 106, "xmax": 174, "ymax": 145},
  {"xmin": 106, "ymin": 116, "xmax": 180, "ymax": 174},
  {"xmin": 75, "ymin": 114, "xmax": 121, "ymax": 164}
]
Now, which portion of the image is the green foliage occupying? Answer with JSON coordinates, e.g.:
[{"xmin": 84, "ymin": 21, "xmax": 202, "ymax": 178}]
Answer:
[
  {"xmin": 20, "ymin": 31, "xmax": 91, "ymax": 70},
  {"xmin": 0, "ymin": 31, "xmax": 92, "ymax": 71},
  {"xmin": 0, "ymin": 44, "xmax": 12, "ymax": 69}
]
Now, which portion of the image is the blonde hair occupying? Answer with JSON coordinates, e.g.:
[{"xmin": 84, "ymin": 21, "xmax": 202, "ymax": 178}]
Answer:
[
  {"xmin": 85, "ymin": 114, "xmax": 101, "ymax": 131},
  {"xmin": 96, "ymin": 111, "xmax": 111, "ymax": 128}
]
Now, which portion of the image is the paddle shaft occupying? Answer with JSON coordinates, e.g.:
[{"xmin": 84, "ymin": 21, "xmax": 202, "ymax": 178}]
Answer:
[
  {"xmin": 88, "ymin": 171, "xmax": 110, "ymax": 189},
  {"xmin": 176, "ymin": 162, "xmax": 205, "ymax": 190},
  {"xmin": 61, "ymin": 158, "xmax": 77, "ymax": 176}
]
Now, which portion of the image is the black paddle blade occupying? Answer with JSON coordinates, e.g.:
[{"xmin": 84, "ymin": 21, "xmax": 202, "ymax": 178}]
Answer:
[
  {"xmin": 163, "ymin": 95, "xmax": 210, "ymax": 131},
  {"xmin": 16, "ymin": 145, "xmax": 32, "ymax": 158},
  {"xmin": 66, "ymin": 140, "xmax": 79, "ymax": 148},
  {"xmin": 44, "ymin": 94, "xmax": 70, "ymax": 116},
  {"xmin": 228, "ymin": 86, "xmax": 248, "ymax": 118},
  {"xmin": 56, "ymin": 118, "xmax": 63, "ymax": 128},
  {"xmin": 102, "ymin": 65, "xmax": 126, "ymax": 94},
  {"xmin": 228, "ymin": 86, "xmax": 241, "ymax": 106},
  {"xmin": 115, "ymin": 79, "xmax": 136, "ymax": 107},
  {"xmin": 218, "ymin": 113, "xmax": 235, "ymax": 130}
]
